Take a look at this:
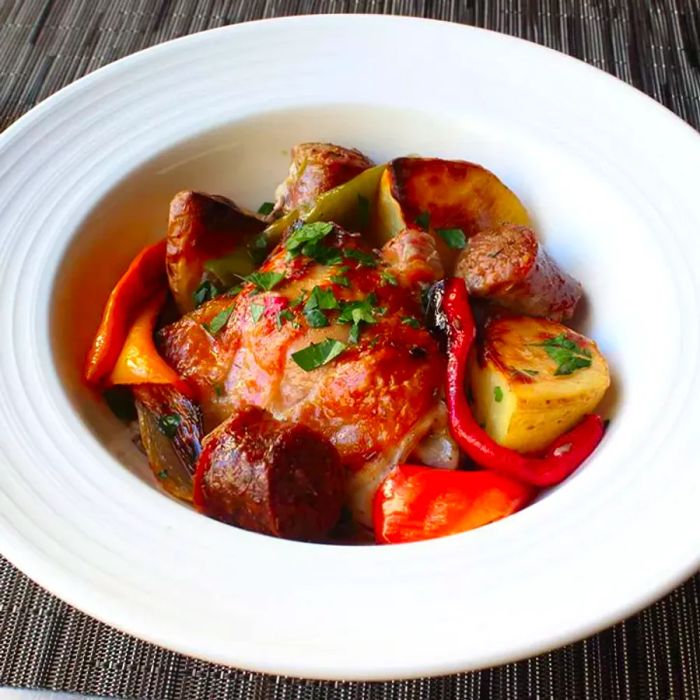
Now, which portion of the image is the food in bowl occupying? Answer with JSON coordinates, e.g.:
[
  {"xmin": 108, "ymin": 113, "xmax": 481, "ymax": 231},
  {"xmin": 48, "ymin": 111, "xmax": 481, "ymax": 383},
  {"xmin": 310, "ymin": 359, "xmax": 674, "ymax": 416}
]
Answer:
[{"xmin": 84, "ymin": 143, "xmax": 611, "ymax": 544}]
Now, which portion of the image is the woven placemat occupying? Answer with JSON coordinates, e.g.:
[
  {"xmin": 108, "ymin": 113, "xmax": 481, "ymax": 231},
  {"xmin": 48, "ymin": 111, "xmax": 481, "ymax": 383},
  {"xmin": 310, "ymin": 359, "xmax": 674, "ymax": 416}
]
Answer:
[{"xmin": 1, "ymin": 1, "xmax": 699, "ymax": 698}]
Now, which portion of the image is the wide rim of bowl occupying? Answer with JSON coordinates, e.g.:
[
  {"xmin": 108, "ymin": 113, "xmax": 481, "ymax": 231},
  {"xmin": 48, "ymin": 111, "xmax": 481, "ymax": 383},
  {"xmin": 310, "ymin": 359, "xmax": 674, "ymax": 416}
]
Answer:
[{"xmin": 0, "ymin": 14, "xmax": 699, "ymax": 681}]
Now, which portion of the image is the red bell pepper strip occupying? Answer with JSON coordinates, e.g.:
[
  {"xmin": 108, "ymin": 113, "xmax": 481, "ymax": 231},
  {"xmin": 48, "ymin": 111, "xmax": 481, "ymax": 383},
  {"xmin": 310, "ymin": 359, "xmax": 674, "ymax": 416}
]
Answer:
[
  {"xmin": 373, "ymin": 465, "xmax": 533, "ymax": 544},
  {"xmin": 84, "ymin": 239, "xmax": 167, "ymax": 386},
  {"xmin": 442, "ymin": 277, "xmax": 605, "ymax": 487}
]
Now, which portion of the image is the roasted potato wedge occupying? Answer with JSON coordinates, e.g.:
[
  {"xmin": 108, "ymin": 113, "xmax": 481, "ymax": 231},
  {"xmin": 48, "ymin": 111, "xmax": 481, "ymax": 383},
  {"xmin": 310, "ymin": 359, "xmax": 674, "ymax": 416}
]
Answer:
[
  {"xmin": 166, "ymin": 191, "xmax": 265, "ymax": 313},
  {"xmin": 375, "ymin": 157, "xmax": 531, "ymax": 271},
  {"xmin": 469, "ymin": 316, "xmax": 610, "ymax": 453}
]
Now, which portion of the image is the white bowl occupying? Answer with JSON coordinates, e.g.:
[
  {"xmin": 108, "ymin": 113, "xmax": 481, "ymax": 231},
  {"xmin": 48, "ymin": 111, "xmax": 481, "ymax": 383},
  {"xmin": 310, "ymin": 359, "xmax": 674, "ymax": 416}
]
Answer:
[{"xmin": 0, "ymin": 15, "xmax": 698, "ymax": 681}]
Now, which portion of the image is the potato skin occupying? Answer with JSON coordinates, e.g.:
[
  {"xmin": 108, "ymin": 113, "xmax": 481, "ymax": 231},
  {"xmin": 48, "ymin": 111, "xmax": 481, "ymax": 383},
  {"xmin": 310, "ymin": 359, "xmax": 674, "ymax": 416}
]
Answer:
[
  {"xmin": 166, "ymin": 191, "xmax": 265, "ymax": 313},
  {"xmin": 469, "ymin": 316, "xmax": 610, "ymax": 453},
  {"xmin": 274, "ymin": 142, "xmax": 374, "ymax": 214},
  {"xmin": 194, "ymin": 406, "xmax": 345, "ymax": 541},
  {"xmin": 455, "ymin": 224, "xmax": 582, "ymax": 320}
]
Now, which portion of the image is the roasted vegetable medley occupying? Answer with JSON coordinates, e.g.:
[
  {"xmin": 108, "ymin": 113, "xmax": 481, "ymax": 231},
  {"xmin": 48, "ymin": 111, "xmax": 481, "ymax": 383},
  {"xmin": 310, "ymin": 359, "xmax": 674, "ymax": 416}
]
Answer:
[{"xmin": 85, "ymin": 143, "xmax": 611, "ymax": 544}]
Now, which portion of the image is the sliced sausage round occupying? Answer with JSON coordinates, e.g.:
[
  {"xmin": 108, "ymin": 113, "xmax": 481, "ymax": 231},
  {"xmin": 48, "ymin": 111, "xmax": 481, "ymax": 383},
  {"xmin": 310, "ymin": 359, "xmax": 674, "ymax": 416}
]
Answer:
[{"xmin": 194, "ymin": 406, "xmax": 344, "ymax": 541}]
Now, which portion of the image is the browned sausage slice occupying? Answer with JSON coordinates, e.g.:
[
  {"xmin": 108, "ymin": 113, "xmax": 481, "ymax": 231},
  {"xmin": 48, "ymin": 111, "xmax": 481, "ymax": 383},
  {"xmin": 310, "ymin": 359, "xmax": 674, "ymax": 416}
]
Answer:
[
  {"xmin": 455, "ymin": 224, "xmax": 582, "ymax": 321},
  {"xmin": 194, "ymin": 406, "xmax": 344, "ymax": 541},
  {"xmin": 274, "ymin": 142, "xmax": 374, "ymax": 214}
]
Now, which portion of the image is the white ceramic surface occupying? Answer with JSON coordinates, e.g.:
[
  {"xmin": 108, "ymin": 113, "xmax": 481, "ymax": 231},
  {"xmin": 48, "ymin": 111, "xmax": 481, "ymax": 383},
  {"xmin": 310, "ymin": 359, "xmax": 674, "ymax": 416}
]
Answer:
[{"xmin": 0, "ymin": 15, "xmax": 698, "ymax": 681}]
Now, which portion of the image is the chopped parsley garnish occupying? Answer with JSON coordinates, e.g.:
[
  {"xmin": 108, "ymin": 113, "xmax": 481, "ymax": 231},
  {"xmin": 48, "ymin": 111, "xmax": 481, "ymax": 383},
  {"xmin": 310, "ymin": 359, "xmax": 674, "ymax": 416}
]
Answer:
[
  {"xmin": 275, "ymin": 309, "xmax": 294, "ymax": 330},
  {"xmin": 192, "ymin": 280, "xmax": 220, "ymax": 307},
  {"xmin": 494, "ymin": 386, "xmax": 504, "ymax": 403},
  {"xmin": 247, "ymin": 234, "xmax": 269, "ymax": 266},
  {"xmin": 401, "ymin": 316, "xmax": 421, "ymax": 329},
  {"xmin": 305, "ymin": 308, "xmax": 329, "ymax": 328},
  {"xmin": 338, "ymin": 295, "xmax": 379, "ymax": 325},
  {"xmin": 305, "ymin": 286, "xmax": 339, "ymax": 311},
  {"xmin": 157, "ymin": 469, "xmax": 169, "ymax": 480},
  {"xmin": 213, "ymin": 383, "xmax": 225, "ymax": 397},
  {"xmin": 257, "ymin": 201, "xmax": 275, "ymax": 216},
  {"xmin": 338, "ymin": 294, "xmax": 381, "ymax": 343},
  {"xmin": 331, "ymin": 274, "xmax": 350, "ymax": 287},
  {"xmin": 437, "ymin": 227, "xmax": 467, "ymax": 250},
  {"xmin": 348, "ymin": 323, "xmax": 362, "ymax": 344},
  {"xmin": 357, "ymin": 194, "xmax": 371, "ymax": 229},
  {"xmin": 286, "ymin": 221, "xmax": 334, "ymax": 257},
  {"xmin": 303, "ymin": 286, "xmax": 339, "ymax": 328},
  {"xmin": 204, "ymin": 306, "xmax": 234, "ymax": 335},
  {"xmin": 344, "ymin": 248, "xmax": 378, "ymax": 267},
  {"xmin": 245, "ymin": 270, "xmax": 284, "ymax": 292},
  {"xmin": 536, "ymin": 334, "xmax": 593, "ymax": 376},
  {"xmin": 158, "ymin": 414, "xmax": 181, "ymax": 438},
  {"xmin": 380, "ymin": 270, "xmax": 398, "ymax": 286},
  {"xmin": 291, "ymin": 339, "xmax": 347, "ymax": 371},
  {"xmin": 250, "ymin": 303, "xmax": 265, "ymax": 323},
  {"xmin": 415, "ymin": 211, "xmax": 431, "ymax": 231}
]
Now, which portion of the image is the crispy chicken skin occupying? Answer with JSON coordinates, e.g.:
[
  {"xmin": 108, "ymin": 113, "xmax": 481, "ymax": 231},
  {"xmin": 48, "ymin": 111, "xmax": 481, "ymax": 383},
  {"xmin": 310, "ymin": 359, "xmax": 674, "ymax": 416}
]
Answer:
[
  {"xmin": 159, "ymin": 227, "xmax": 444, "ymax": 525},
  {"xmin": 274, "ymin": 143, "xmax": 374, "ymax": 214}
]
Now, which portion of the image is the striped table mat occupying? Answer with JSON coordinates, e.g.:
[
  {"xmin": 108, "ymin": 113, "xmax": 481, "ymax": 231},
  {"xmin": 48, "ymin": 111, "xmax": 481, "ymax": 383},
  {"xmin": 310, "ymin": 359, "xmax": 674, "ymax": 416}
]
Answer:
[{"xmin": 1, "ymin": 1, "xmax": 699, "ymax": 698}]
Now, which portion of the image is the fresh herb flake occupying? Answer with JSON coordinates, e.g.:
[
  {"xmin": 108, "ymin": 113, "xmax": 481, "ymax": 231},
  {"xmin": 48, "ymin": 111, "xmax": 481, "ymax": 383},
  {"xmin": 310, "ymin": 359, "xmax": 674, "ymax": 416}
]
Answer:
[
  {"xmin": 535, "ymin": 334, "xmax": 593, "ymax": 376},
  {"xmin": 204, "ymin": 306, "xmax": 234, "ymax": 335},
  {"xmin": 246, "ymin": 270, "xmax": 284, "ymax": 292},
  {"xmin": 380, "ymin": 270, "xmax": 398, "ymax": 286},
  {"xmin": 415, "ymin": 211, "xmax": 431, "ymax": 231},
  {"xmin": 285, "ymin": 221, "xmax": 334, "ymax": 257},
  {"xmin": 349, "ymin": 322, "xmax": 362, "ymax": 344},
  {"xmin": 304, "ymin": 285, "xmax": 339, "ymax": 312},
  {"xmin": 494, "ymin": 386, "xmax": 504, "ymax": 403},
  {"xmin": 158, "ymin": 414, "xmax": 181, "ymax": 438},
  {"xmin": 157, "ymin": 469, "xmax": 169, "ymax": 480},
  {"xmin": 304, "ymin": 308, "xmax": 329, "ymax": 328},
  {"xmin": 401, "ymin": 316, "xmax": 421, "ymax": 329},
  {"xmin": 250, "ymin": 303, "xmax": 265, "ymax": 323},
  {"xmin": 344, "ymin": 248, "xmax": 378, "ymax": 268},
  {"xmin": 192, "ymin": 280, "xmax": 220, "ymax": 308},
  {"xmin": 257, "ymin": 201, "xmax": 275, "ymax": 216},
  {"xmin": 291, "ymin": 339, "xmax": 347, "ymax": 372},
  {"xmin": 331, "ymin": 274, "xmax": 350, "ymax": 287},
  {"xmin": 213, "ymin": 383, "xmax": 225, "ymax": 397},
  {"xmin": 338, "ymin": 298, "xmax": 377, "ymax": 325},
  {"xmin": 437, "ymin": 228, "xmax": 467, "ymax": 250},
  {"xmin": 275, "ymin": 309, "xmax": 295, "ymax": 330}
]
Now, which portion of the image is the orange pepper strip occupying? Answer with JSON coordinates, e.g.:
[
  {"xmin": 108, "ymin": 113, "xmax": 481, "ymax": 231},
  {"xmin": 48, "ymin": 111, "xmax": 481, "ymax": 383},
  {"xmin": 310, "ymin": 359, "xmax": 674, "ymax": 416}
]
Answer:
[
  {"xmin": 84, "ymin": 239, "xmax": 167, "ymax": 386},
  {"xmin": 373, "ymin": 465, "xmax": 533, "ymax": 544},
  {"xmin": 109, "ymin": 291, "xmax": 189, "ymax": 394}
]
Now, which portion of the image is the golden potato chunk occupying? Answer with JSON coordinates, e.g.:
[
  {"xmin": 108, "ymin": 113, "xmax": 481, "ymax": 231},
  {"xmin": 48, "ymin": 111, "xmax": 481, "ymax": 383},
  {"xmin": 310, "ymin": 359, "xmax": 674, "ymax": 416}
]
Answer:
[
  {"xmin": 469, "ymin": 316, "xmax": 610, "ymax": 453},
  {"xmin": 375, "ymin": 157, "xmax": 531, "ymax": 272}
]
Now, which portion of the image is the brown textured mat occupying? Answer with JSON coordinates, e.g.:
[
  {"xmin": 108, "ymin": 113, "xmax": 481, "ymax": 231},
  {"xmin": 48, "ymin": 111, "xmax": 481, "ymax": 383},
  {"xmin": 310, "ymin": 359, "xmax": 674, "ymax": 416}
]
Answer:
[{"xmin": 1, "ymin": 1, "xmax": 699, "ymax": 698}]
